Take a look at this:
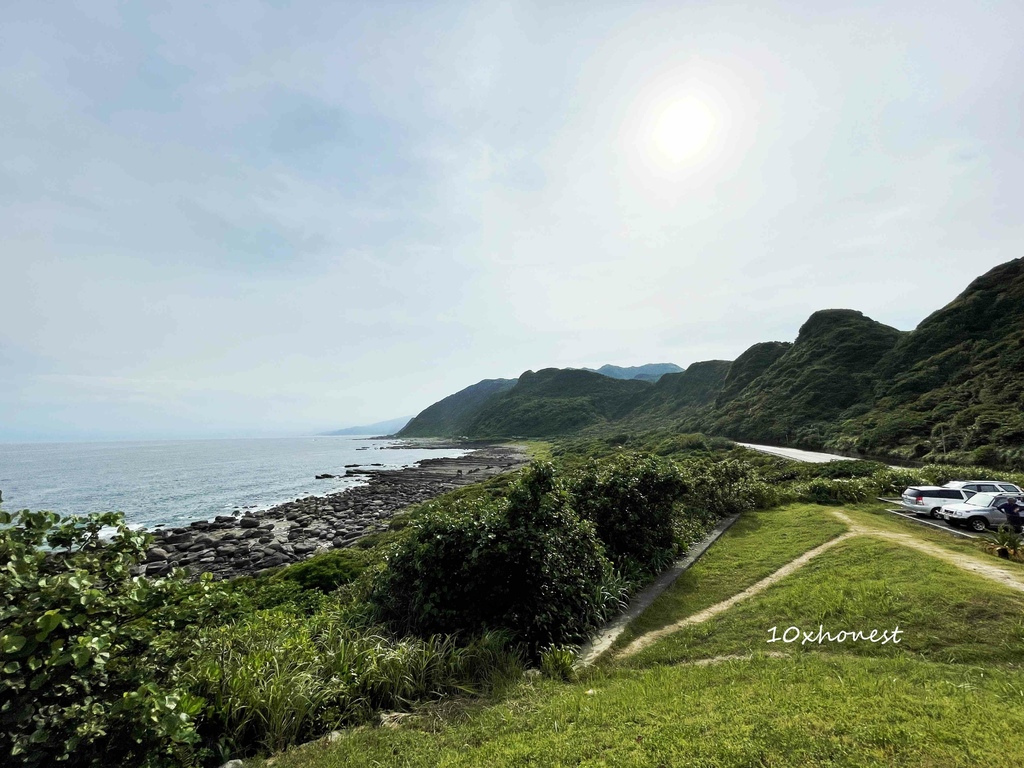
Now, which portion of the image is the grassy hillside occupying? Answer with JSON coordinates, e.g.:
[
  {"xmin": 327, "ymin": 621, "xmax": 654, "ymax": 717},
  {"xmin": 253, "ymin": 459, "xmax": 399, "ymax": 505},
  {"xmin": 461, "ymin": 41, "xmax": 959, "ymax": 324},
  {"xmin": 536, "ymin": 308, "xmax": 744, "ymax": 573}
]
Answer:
[
  {"xmin": 467, "ymin": 368, "xmax": 651, "ymax": 437},
  {"xmin": 830, "ymin": 257, "xmax": 1024, "ymax": 467},
  {"xmin": 714, "ymin": 341, "xmax": 791, "ymax": 407},
  {"xmin": 710, "ymin": 309, "xmax": 903, "ymax": 448},
  {"xmin": 608, "ymin": 360, "xmax": 733, "ymax": 433},
  {"xmin": 258, "ymin": 501, "xmax": 1024, "ymax": 768},
  {"xmin": 399, "ymin": 378, "xmax": 516, "ymax": 437}
]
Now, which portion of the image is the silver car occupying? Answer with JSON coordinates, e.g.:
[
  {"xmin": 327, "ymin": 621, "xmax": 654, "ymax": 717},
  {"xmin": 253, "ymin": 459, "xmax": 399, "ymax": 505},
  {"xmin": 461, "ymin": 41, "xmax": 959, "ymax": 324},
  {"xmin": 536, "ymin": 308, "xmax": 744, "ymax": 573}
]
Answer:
[
  {"xmin": 944, "ymin": 480, "xmax": 1024, "ymax": 498},
  {"xmin": 941, "ymin": 493, "xmax": 1023, "ymax": 532}
]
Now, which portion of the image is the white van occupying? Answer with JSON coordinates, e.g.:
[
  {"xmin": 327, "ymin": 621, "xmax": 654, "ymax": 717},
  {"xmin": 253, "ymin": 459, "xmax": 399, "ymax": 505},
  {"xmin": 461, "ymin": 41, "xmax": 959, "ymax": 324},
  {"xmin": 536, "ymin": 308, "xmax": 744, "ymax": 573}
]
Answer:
[{"xmin": 900, "ymin": 486, "xmax": 970, "ymax": 518}]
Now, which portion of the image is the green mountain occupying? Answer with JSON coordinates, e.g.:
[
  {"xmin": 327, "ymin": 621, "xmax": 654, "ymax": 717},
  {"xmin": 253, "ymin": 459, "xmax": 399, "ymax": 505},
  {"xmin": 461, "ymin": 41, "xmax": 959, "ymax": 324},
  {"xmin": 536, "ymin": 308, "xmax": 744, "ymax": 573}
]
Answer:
[
  {"xmin": 399, "ymin": 258, "xmax": 1023, "ymax": 467},
  {"xmin": 468, "ymin": 369, "xmax": 652, "ymax": 437},
  {"xmin": 714, "ymin": 342, "xmax": 791, "ymax": 408},
  {"xmin": 710, "ymin": 309, "xmax": 903, "ymax": 446},
  {"xmin": 614, "ymin": 361, "xmax": 733, "ymax": 431},
  {"xmin": 829, "ymin": 257, "xmax": 1024, "ymax": 466},
  {"xmin": 583, "ymin": 363, "xmax": 684, "ymax": 382},
  {"xmin": 398, "ymin": 379, "xmax": 516, "ymax": 437}
]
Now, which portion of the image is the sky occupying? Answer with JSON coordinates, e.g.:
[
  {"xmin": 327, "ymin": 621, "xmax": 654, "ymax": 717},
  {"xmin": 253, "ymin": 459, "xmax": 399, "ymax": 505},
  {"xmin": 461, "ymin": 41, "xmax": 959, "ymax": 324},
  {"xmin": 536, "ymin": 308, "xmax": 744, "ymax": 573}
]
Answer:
[{"xmin": 2, "ymin": 0, "xmax": 1022, "ymax": 441}]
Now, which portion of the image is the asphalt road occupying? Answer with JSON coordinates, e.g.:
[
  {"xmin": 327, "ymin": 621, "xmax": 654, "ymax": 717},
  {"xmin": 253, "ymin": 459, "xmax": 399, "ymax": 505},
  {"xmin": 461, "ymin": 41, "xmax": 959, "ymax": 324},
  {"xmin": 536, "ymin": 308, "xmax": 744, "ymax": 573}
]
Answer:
[{"xmin": 735, "ymin": 442, "xmax": 854, "ymax": 464}]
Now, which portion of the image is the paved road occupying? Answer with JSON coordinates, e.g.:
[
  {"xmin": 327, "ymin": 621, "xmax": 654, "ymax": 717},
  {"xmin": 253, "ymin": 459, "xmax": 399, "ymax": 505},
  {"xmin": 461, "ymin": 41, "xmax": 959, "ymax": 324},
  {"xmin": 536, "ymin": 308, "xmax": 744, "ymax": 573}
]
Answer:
[{"xmin": 735, "ymin": 442, "xmax": 854, "ymax": 464}]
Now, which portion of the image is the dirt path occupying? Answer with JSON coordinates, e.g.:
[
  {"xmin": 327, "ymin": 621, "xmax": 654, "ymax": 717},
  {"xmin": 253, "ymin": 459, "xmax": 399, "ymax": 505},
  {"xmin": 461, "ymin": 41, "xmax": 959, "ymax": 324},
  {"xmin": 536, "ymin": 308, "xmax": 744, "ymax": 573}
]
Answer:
[
  {"xmin": 618, "ymin": 510, "xmax": 1024, "ymax": 659},
  {"xmin": 618, "ymin": 532, "xmax": 857, "ymax": 656},
  {"xmin": 832, "ymin": 510, "xmax": 1024, "ymax": 595}
]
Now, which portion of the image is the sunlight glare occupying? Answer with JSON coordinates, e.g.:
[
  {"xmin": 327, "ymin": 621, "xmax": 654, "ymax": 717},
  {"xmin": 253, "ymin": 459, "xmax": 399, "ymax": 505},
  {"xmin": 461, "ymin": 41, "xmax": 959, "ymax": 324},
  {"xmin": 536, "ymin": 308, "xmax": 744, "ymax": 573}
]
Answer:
[{"xmin": 651, "ymin": 97, "xmax": 717, "ymax": 163}]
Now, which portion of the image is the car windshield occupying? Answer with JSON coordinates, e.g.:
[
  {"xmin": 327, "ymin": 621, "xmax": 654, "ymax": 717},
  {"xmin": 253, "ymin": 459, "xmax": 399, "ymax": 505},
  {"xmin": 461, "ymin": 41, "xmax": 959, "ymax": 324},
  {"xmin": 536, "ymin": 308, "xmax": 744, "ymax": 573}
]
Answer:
[{"xmin": 967, "ymin": 493, "xmax": 997, "ymax": 507}]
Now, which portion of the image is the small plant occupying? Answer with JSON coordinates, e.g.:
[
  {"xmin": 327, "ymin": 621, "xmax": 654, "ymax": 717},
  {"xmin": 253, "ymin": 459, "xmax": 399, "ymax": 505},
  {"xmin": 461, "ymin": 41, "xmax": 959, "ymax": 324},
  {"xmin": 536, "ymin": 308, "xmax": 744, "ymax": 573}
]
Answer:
[
  {"xmin": 539, "ymin": 645, "xmax": 577, "ymax": 682},
  {"xmin": 984, "ymin": 526, "xmax": 1023, "ymax": 561}
]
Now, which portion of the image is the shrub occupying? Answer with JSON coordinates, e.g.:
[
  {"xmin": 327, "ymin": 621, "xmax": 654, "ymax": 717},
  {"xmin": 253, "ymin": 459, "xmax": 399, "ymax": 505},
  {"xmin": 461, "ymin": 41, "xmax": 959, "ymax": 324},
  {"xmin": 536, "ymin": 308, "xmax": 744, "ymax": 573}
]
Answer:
[
  {"xmin": 276, "ymin": 548, "xmax": 371, "ymax": 593},
  {"xmin": 791, "ymin": 477, "xmax": 874, "ymax": 505},
  {"xmin": 371, "ymin": 462, "xmax": 611, "ymax": 654},
  {"xmin": 803, "ymin": 459, "xmax": 887, "ymax": 479},
  {"xmin": 0, "ymin": 509, "xmax": 230, "ymax": 768},
  {"xmin": 567, "ymin": 453, "xmax": 686, "ymax": 575},
  {"xmin": 680, "ymin": 458, "xmax": 772, "ymax": 517}
]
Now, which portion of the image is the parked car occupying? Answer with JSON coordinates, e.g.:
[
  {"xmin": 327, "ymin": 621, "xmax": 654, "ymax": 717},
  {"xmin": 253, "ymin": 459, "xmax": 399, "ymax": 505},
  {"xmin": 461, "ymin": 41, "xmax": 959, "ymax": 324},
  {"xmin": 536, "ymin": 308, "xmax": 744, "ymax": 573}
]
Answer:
[
  {"xmin": 940, "ymin": 492, "xmax": 1024, "ymax": 532},
  {"xmin": 944, "ymin": 480, "xmax": 1024, "ymax": 498},
  {"xmin": 900, "ymin": 486, "xmax": 970, "ymax": 518}
]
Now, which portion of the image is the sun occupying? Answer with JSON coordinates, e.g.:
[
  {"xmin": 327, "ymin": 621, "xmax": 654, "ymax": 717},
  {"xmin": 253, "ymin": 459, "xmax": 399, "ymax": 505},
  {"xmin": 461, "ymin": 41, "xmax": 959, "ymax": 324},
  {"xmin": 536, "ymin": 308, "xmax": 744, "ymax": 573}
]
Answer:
[{"xmin": 650, "ymin": 97, "xmax": 717, "ymax": 163}]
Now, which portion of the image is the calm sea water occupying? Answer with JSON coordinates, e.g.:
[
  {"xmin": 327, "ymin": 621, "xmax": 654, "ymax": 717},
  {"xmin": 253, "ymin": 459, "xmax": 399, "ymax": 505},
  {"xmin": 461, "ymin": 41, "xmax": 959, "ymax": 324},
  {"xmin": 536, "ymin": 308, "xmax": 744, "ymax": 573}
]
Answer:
[{"xmin": 0, "ymin": 436, "xmax": 469, "ymax": 530}]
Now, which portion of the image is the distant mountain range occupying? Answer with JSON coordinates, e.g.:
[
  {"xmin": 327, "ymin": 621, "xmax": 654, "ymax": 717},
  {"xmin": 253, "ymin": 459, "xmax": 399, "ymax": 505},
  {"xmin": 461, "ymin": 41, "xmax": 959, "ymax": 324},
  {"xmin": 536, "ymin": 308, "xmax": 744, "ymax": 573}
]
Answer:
[
  {"xmin": 397, "ymin": 258, "xmax": 1024, "ymax": 468},
  {"xmin": 322, "ymin": 416, "xmax": 412, "ymax": 436},
  {"xmin": 581, "ymin": 363, "xmax": 684, "ymax": 382}
]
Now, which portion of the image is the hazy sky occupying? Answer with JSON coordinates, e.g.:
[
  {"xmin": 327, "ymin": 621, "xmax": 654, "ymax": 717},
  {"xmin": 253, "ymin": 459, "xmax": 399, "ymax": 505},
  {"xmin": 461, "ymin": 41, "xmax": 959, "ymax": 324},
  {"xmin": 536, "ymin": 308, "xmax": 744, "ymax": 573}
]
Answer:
[{"xmin": 2, "ymin": 0, "xmax": 1021, "ymax": 441}]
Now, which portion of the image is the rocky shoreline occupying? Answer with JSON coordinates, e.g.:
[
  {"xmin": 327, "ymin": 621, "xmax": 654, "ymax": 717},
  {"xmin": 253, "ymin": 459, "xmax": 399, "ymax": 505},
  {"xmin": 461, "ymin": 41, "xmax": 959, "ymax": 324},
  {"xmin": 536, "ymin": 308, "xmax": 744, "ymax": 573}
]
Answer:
[{"xmin": 141, "ymin": 443, "xmax": 529, "ymax": 580}]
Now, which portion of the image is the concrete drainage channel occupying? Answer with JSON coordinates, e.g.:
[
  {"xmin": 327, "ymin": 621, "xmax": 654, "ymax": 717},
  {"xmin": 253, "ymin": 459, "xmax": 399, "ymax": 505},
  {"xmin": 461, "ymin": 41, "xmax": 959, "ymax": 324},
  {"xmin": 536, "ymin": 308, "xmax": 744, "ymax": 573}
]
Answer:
[
  {"xmin": 575, "ymin": 513, "xmax": 742, "ymax": 667},
  {"xmin": 875, "ymin": 497, "xmax": 982, "ymax": 540}
]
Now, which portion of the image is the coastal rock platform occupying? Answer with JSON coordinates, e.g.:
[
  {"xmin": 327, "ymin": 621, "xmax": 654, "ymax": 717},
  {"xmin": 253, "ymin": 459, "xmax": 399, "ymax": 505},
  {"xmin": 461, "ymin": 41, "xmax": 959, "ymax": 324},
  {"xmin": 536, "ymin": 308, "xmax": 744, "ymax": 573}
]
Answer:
[{"xmin": 141, "ymin": 442, "xmax": 529, "ymax": 580}]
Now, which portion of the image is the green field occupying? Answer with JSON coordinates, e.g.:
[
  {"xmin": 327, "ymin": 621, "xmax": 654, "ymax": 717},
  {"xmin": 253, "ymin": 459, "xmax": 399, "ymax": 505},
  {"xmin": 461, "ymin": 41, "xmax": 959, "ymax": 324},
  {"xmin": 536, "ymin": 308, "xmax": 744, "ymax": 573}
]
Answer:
[{"xmin": 254, "ymin": 502, "xmax": 1024, "ymax": 767}]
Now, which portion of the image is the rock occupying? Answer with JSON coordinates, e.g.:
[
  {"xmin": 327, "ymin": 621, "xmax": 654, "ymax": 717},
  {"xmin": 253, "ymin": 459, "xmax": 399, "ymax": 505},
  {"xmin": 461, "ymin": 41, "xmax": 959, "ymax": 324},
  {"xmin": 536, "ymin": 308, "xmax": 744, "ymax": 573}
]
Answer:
[
  {"xmin": 240, "ymin": 517, "xmax": 260, "ymax": 529},
  {"xmin": 145, "ymin": 548, "xmax": 169, "ymax": 563},
  {"xmin": 315, "ymin": 473, "xmax": 335, "ymax": 479},
  {"xmin": 219, "ymin": 760, "xmax": 245, "ymax": 768}
]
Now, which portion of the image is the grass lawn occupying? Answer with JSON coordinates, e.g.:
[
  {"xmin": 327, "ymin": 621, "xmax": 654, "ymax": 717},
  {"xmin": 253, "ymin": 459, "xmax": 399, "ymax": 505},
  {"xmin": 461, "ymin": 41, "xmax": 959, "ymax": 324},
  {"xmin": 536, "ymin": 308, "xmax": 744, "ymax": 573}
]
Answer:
[
  {"xmin": 609, "ymin": 503, "xmax": 849, "ymax": 650},
  {"xmin": 621, "ymin": 535, "xmax": 1024, "ymax": 669},
  {"xmin": 259, "ymin": 655, "xmax": 1024, "ymax": 768},
  {"xmin": 254, "ymin": 503, "xmax": 1024, "ymax": 768}
]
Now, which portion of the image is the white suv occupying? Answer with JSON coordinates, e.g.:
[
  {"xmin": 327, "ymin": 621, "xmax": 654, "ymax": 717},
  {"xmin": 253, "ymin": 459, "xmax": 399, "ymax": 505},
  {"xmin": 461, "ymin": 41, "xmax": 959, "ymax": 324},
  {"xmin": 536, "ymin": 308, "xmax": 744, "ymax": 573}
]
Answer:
[
  {"xmin": 944, "ymin": 480, "xmax": 1023, "ymax": 498},
  {"xmin": 900, "ymin": 487, "xmax": 970, "ymax": 518}
]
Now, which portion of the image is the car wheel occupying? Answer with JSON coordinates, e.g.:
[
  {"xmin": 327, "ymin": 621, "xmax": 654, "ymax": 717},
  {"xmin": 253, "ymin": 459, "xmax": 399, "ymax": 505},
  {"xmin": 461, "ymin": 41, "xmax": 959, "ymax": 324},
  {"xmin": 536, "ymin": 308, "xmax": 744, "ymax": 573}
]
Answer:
[
  {"xmin": 929, "ymin": 507, "xmax": 941, "ymax": 519},
  {"xmin": 968, "ymin": 517, "xmax": 988, "ymax": 533}
]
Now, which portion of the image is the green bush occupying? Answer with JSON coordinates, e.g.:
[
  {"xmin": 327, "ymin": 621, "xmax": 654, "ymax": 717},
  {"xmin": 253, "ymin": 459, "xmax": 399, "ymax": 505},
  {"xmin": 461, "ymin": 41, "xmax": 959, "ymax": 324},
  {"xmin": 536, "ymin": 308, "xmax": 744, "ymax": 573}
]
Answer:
[
  {"xmin": 371, "ymin": 462, "xmax": 612, "ymax": 654},
  {"xmin": 567, "ymin": 453, "xmax": 686, "ymax": 575},
  {"xmin": 681, "ymin": 458, "xmax": 774, "ymax": 517},
  {"xmin": 0, "ymin": 509, "xmax": 231, "ymax": 768},
  {"xmin": 275, "ymin": 548, "xmax": 371, "ymax": 593},
  {"xmin": 791, "ymin": 477, "xmax": 874, "ymax": 505},
  {"xmin": 803, "ymin": 459, "xmax": 887, "ymax": 479}
]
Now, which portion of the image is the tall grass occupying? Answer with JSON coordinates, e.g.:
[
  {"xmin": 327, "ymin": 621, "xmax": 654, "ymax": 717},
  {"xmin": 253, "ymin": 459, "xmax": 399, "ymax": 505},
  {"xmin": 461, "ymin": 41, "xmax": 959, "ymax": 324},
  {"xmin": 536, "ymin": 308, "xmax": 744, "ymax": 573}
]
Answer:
[{"xmin": 181, "ymin": 605, "xmax": 522, "ymax": 757}]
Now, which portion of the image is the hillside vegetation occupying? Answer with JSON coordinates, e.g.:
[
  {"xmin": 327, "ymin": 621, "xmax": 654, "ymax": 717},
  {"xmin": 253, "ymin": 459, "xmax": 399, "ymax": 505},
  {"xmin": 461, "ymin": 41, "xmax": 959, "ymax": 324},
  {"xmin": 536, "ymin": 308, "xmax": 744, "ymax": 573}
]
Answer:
[
  {"xmin": 259, "ymin": 496, "xmax": 1024, "ymax": 768},
  {"xmin": 830, "ymin": 257, "xmax": 1024, "ymax": 466},
  {"xmin": 463, "ymin": 369, "xmax": 651, "ymax": 438},
  {"xmin": 400, "ymin": 257, "xmax": 1024, "ymax": 469},
  {"xmin": 399, "ymin": 378, "xmax": 516, "ymax": 437}
]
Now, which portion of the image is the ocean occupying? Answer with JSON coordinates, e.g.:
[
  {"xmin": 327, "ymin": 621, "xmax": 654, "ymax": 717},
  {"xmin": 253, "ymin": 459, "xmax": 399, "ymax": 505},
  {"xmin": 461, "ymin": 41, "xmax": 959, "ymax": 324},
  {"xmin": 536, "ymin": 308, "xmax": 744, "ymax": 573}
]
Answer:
[{"xmin": 0, "ymin": 436, "xmax": 469, "ymax": 530}]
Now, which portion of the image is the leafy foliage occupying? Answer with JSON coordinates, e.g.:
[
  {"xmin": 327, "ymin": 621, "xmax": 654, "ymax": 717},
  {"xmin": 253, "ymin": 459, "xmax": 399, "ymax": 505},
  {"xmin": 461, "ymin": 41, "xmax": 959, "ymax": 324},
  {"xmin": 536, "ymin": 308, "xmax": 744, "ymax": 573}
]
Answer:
[
  {"xmin": 567, "ymin": 453, "xmax": 686, "ymax": 575},
  {"xmin": 371, "ymin": 462, "xmax": 613, "ymax": 653},
  {"xmin": 0, "ymin": 509, "xmax": 229, "ymax": 767}
]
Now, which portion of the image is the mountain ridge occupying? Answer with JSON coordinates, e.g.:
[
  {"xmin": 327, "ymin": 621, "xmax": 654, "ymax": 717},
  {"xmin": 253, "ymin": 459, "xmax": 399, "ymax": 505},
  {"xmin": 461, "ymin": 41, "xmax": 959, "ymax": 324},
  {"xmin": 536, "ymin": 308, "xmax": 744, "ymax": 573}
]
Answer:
[{"xmin": 397, "ymin": 258, "xmax": 1024, "ymax": 467}]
